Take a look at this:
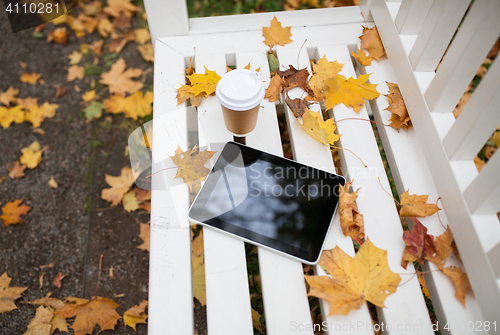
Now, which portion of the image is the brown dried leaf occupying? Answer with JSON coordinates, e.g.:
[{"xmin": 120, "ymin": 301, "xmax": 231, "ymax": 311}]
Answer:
[
  {"xmin": 442, "ymin": 267, "xmax": 471, "ymax": 307},
  {"xmin": 0, "ymin": 272, "xmax": 27, "ymax": 313},
  {"xmin": 137, "ymin": 222, "xmax": 150, "ymax": 251},
  {"xmin": 52, "ymin": 272, "xmax": 66, "ymax": 288},
  {"xmin": 359, "ymin": 25, "xmax": 385, "ymax": 61},
  {"xmin": 100, "ymin": 58, "xmax": 143, "ymax": 95},
  {"xmin": 9, "ymin": 161, "xmax": 26, "ymax": 179},
  {"xmin": 338, "ymin": 181, "xmax": 364, "ymax": 244},
  {"xmin": 101, "ymin": 166, "xmax": 135, "ymax": 206},
  {"xmin": 285, "ymin": 94, "xmax": 311, "ymax": 118},
  {"xmin": 400, "ymin": 190, "xmax": 440, "ymax": 217},
  {"xmin": 264, "ymin": 74, "xmax": 282, "ymax": 102}
]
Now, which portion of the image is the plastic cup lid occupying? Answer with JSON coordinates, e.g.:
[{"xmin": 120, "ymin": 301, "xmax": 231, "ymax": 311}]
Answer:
[{"xmin": 216, "ymin": 69, "xmax": 265, "ymax": 111}]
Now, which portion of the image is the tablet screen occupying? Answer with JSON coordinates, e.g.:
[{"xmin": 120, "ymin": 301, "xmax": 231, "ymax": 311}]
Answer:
[{"xmin": 188, "ymin": 142, "xmax": 345, "ymax": 263}]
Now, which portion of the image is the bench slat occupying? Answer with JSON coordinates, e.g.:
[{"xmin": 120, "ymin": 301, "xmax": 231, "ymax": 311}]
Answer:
[
  {"xmin": 240, "ymin": 50, "xmax": 315, "ymax": 335},
  {"xmin": 318, "ymin": 44, "xmax": 435, "ymax": 334},
  {"xmin": 424, "ymin": 0, "xmax": 500, "ymax": 113},
  {"xmin": 394, "ymin": 0, "xmax": 433, "ymax": 35},
  {"xmin": 195, "ymin": 54, "xmax": 254, "ymax": 335}
]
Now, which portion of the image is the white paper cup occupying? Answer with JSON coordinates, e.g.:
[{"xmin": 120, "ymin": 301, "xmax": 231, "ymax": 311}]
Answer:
[{"xmin": 216, "ymin": 69, "xmax": 265, "ymax": 136}]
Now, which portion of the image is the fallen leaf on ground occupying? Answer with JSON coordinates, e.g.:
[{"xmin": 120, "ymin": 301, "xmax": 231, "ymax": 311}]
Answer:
[
  {"xmin": 107, "ymin": 32, "xmax": 135, "ymax": 54},
  {"xmin": 0, "ymin": 272, "xmax": 27, "ymax": 313},
  {"xmin": 56, "ymin": 296, "xmax": 120, "ymax": 335},
  {"xmin": 0, "ymin": 87, "xmax": 19, "ymax": 106},
  {"xmin": 137, "ymin": 43, "xmax": 154, "ymax": 62},
  {"xmin": 100, "ymin": 58, "xmax": 143, "ymax": 96},
  {"xmin": 67, "ymin": 65, "xmax": 84, "ymax": 82},
  {"xmin": 309, "ymin": 56, "xmax": 343, "ymax": 95},
  {"xmin": 54, "ymin": 85, "xmax": 66, "ymax": 99},
  {"xmin": 39, "ymin": 273, "xmax": 44, "ymax": 288},
  {"xmin": 338, "ymin": 181, "xmax": 364, "ymax": 244},
  {"xmin": 123, "ymin": 300, "xmax": 148, "ymax": 330},
  {"xmin": 192, "ymin": 255, "xmax": 206, "ymax": 306},
  {"xmin": 123, "ymin": 190, "xmax": 139, "ymax": 212},
  {"xmin": 104, "ymin": 0, "xmax": 138, "ymax": 18},
  {"xmin": 442, "ymin": 267, "xmax": 471, "ymax": 307},
  {"xmin": 263, "ymin": 16, "xmax": 292, "ymax": 47},
  {"xmin": 82, "ymin": 90, "xmax": 97, "ymax": 102},
  {"xmin": 0, "ymin": 105, "xmax": 25, "ymax": 129},
  {"xmin": 83, "ymin": 101, "xmax": 104, "ymax": 122},
  {"xmin": 52, "ymin": 272, "xmax": 66, "ymax": 288},
  {"xmin": 113, "ymin": 12, "xmax": 131, "ymax": 30},
  {"xmin": 385, "ymin": 82, "xmax": 411, "ymax": 131},
  {"xmin": 89, "ymin": 39, "xmax": 104, "ymax": 55},
  {"xmin": 285, "ymin": 95, "xmax": 311, "ymax": 117},
  {"xmin": 97, "ymin": 17, "xmax": 114, "ymax": 38},
  {"xmin": 27, "ymin": 297, "xmax": 65, "ymax": 310},
  {"xmin": 20, "ymin": 141, "xmax": 44, "ymax": 169},
  {"xmin": 324, "ymin": 73, "xmax": 380, "ymax": 112},
  {"xmin": 305, "ymin": 238, "xmax": 401, "ymax": 316},
  {"xmin": 400, "ymin": 218, "xmax": 436, "ymax": 269},
  {"xmin": 1, "ymin": 199, "xmax": 31, "ymax": 227},
  {"xmin": 47, "ymin": 27, "xmax": 68, "ymax": 45},
  {"xmin": 134, "ymin": 28, "xmax": 151, "ymax": 44},
  {"xmin": 48, "ymin": 176, "xmax": 58, "ymax": 188},
  {"xmin": 264, "ymin": 74, "xmax": 283, "ymax": 102},
  {"xmin": 104, "ymin": 91, "xmax": 153, "ymax": 120},
  {"xmin": 24, "ymin": 102, "xmax": 59, "ymax": 128},
  {"xmin": 101, "ymin": 166, "xmax": 135, "ymax": 206},
  {"xmin": 251, "ymin": 308, "xmax": 263, "ymax": 333},
  {"xmin": 351, "ymin": 49, "xmax": 374, "ymax": 66},
  {"xmin": 360, "ymin": 25, "xmax": 385, "ymax": 61},
  {"xmin": 399, "ymin": 190, "xmax": 440, "ymax": 217},
  {"xmin": 297, "ymin": 108, "xmax": 340, "ymax": 146},
  {"xmin": 21, "ymin": 72, "xmax": 42, "ymax": 84},
  {"xmin": 23, "ymin": 305, "xmax": 53, "ymax": 335},
  {"xmin": 170, "ymin": 146, "xmax": 216, "ymax": 185},
  {"xmin": 137, "ymin": 222, "xmax": 150, "ymax": 251},
  {"xmin": 68, "ymin": 51, "xmax": 83, "ymax": 65},
  {"xmin": 9, "ymin": 161, "xmax": 27, "ymax": 179}
]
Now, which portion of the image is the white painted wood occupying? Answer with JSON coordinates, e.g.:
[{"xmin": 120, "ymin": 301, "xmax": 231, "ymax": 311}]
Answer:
[
  {"xmin": 319, "ymin": 44, "xmax": 434, "ymax": 334},
  {"xmin": 365, "ymin": 57, "xmax": 485, "ymax": 335},
  {"xmin": 409, "ymin": 0, "xmax": 471, "ymax": 72},
  {"xmin": 443, "ymin": 57, "xmax": 500, "ymax": 161},
  {"xmin": 240, "ymin": 50, "xmax": 315, "ymax": 335},
  {"xmin": 464, "ymin": 151, "xmax": 500, "ymax": 215},
  {"xmin": 371, "ymin": 0, "xmax": 500, "ymax": 323},
  {"xmin": 194, "ymin": 54, "xmax": 254, "ymax": 335},
  {"xmin": 394, "ymin": 0, "xmax": 434, "ymax": 35},
  {"xmin": 424, "ymin": 0, "xmax": 500, "ymax": 113},
  {"xmin": 359, "ymin": 0, "xmax": 374, "ymax": 22},
  {"xmin": 143, "ymin": 0, "xmax": 189, "ymax": 47},
  {"xmin": 488, "ymin": 242, "xmax": 500, "ymax": 278}
]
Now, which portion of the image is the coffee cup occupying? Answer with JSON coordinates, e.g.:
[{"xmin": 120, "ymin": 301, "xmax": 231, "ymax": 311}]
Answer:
[{"xmin": 216, "ymin": 69, "xmax": 265, "ymax": 136}]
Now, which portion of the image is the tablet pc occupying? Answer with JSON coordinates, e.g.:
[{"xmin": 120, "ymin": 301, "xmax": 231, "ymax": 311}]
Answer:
[{"xmin": 188, "ymin": 142, "xmax": 345, "ymax": 264}]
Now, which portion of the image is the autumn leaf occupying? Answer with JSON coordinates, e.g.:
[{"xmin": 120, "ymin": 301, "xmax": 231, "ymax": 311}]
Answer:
[
  {"xmin": 265, "ymin": 74, "xmax": 283, "ymax": 102},
  {"xmin": 24, "ymin": 102, "xmax": 59, "ymax": 128},
  {"xmin": 21, "ymin": 71, "xmax": 42, "ymax": 84},
  {"xmin": 104, "ymin": 91, "xmax": 153, "ymax": 120},
  {"xmin": 176, "ymin": 84, "xmax": 204, "ymax": 107},
  {"xmin": 400, "ymin": 218, "xmax": 436, "ymax": 269},
  {"xmin": 137, "ymin": 44, "xmax": 154, "ymax": 62},
  {"xmin": 277, "ymin": 65, "xmax": 313, "ymax": 95},
  {"xmin": 1, "ymin": 199, "xmax": 31, "ymax": 228},
  {"xmin": 443, "ymin": 267, "xmax": 471, "ymax": 307},
  {"xmin": 425, "ymin": 225, "xmax": 453, "ymax": 270},
  {"xmin": 192, "ymin": 255, "xmax": 206, "ymax": 306},
  {"xmin": 170, "ymin": 146, "xmax": 216, "ymax": 185},
  {"xmin": 251, "ymin": 308, "xmax": 263, "ymax": 333},
  {"xmin": 107, "ymin": 32, "xmax": 135, "ymax": 54},
  {"xmin": 47, "ymin": 27, "xmax": 68, "ymax": 45},
  {"xmin": 104, "ymin": 0, "xmax": 138, "ymax": 18},
  {"xmin": 186, "ymin": 67, "xmax": 221, "ymax": 96},
  {"xmin": 123, "ymin": 300, "xmax": 148, "ymax": 330},
  {"xmin": 191, "ymin": 228, "xmax": 204, "ymax": 258},
  {"xmin": 0, "ymin": 272, "xmax": 27, "ymax": 313},
  {"xmin": 417, "ymin": 271, "xmax": 430, "ymax": 299},
  {"xmin": 385, "ymin": 82, "xmax": 412, "ymax": 131},
  {"xmin": 305, "ymin": 238, "xmax": 401, "ymax": 316},
  {"xmin": 83, "ymin": 101, "xmax": 104, "ymax": 122},
  {"xmin": 82, "ymin": 90, "xmax": 97, "ymax": 102},
  {"xmin": 360, "ymin": 26, "xmax": 385, "ymax": 61},
  {"xmin": 101, "ymin": 166, "xmax": 135, "ymax": 206},
  {"xmin": 297, "ymin": 108, "xmax": 340, "ymax": 146},
  {"xmin": 68, "ymin": 51, "xmax": 83, "ymax": 65},
  {"xmin": 0, "ymin": 105, "xmax": 25, "ymax": 129},
  {"xmin": 309, "ymin": 56, "xmax": 343, "ymax": 94},
  {"xmin": 52, "ymin": 272, "xmax": 66, "ymax": 289},
  {"xmin": 263, "ymin": 16, "xmax": 292, "ymax": 47},
  {"xmin": 27, "ymin": 297, "xmax": 65, "ymax": 310},
  {"xmin": 56, "ymin": 296, "xmax": 120, "ymax": 335},
  {"xmin": 9, "ymin": 161, "xmax": 27, "ymax": 179},
  {"xmin": 137, "ymin": 222, "xmax": 150, "ymax": 251},
  {"xmin": 67, "ymin": 65, "xmax": 85, "ymax": 82},
  {"xmin": 338, "ymin": 181, "xmax": 364, "ymax": 244},
  {"xmin": 324, "ymin": 73, "xmax": 380, "ymax": 112},
  {"xmin": 20, "ymin": 141, "xmax": 44, "ymax": 169},
  {"xmin": 399, "ymin": 190, "xmax": 440, "ymax": 217},
  {"xmin": 0, "ymin": 87, "xmax": 19, "ymax": 106},
  {"xmin": 123, "ymin": 190, "xmax": 139, "ymax": 212},
  {"xmin": 285, "ymin": 95, "xmax": 312, "ymax": 117},
  {"xmin": 48, "ymin": 176, "xmax": 58, "ymax": 188},
  {"xmin": 351, "ymin": 49, "xmax": 374, "ymax": 66},
  {"xmin": 23, "ymin": 306, "xmax": 54, "ymax": 335},
  {"xmin": 97, "ymin": 17, "xmax": 114, "ymax": 38},
  {"xmin": 100, "ymin": 58, "xmax": 143, "ymax": 96},
  {"xmin": 134, "ymin": 28, "xmax": 151, "ymax": 45}
]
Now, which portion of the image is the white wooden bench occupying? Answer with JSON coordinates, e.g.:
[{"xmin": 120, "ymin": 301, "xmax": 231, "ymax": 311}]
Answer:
[{"xmin": 142, "ymin": 0, "xmax": 500, "ymax": 333}]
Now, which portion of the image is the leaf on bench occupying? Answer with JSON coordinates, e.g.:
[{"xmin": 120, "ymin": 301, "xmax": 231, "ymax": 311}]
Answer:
[
  {"xmin": 399, "ymin": 190, "xmax": 440, "ymax": 218},
  {"xmin": 359, "ymin": 26, "xmax": 385, "ymax": 61},
  {"xmin": 323, "ymin": 73, "xmax": 380, "ymax": 113},
  {"xmin": 338, "ymin": 181, "xmax": 364, "ymax": 245},
  {"xmin": 262, "ymin": 16, "xmax": 292, "ymax": 48},
  {"xmin": 296, "ymin": 108, "xmax": 340, "ymax": 146},
  {"xmin": 442, "ymin": 267, "xmax": 471, "ymax": 307}
]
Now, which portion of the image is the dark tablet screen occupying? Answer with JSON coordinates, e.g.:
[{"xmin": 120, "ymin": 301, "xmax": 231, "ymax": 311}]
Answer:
[{"xmin": 188, "ymin": 142, "xmax": 345, "ymax": 263}]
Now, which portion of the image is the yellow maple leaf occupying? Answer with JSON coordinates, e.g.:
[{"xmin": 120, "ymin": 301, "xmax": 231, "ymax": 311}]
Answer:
[
  {"xmin": 0, "ymin": 105, "xmax": 24, "ymax": 129},
  {"xmin": 297, "ymin": 108, "xmax": 340, "ymax": 146},
  {"xmin": 0, "ymin": 272, "xmax": 28, "ymax": 313},
  {"xmin": 399, "ymin": 190, "xmax": 440, "ymax": 217},
  {"xmin": 68, "ymin": 51, "xmax": 83, "ymax": 65},
  {"xmin": 385, "ymin": 83, "xmax": 412, "ymax": 131},
  {"xmin": 0, "ymin": 87, "xmax": 19, "ymax": 106},
  {"xmin": 442, "ymin": 267, "xmax": 471, "ymax": 307},
  {"xmin": 338, "ymin": 181, "xmax": 364, "ymax": 244},
  {"xmin": 351, "ymin": 49, "xmax": 374, "ymax": 66},
  {"xmin": 123, "ymin": 190, "xmax": 139, "ymax": 212},
  {"xmin": 100, "ymin": 58, "xmax": 143, "ymax": 96},
  {"xmin": 67, "ymin": 65, "xmax": 84, "ymax": 82},
  {"xmin": 186, "ymin": 67, "xmax": 221, "ymax": 96},
  {"xmin": 310, "ymin": 55, "xmax": 344, "ymax": 93},
  {"xmin": 123, "ymin": 300, "xmax": 148, "ymax": 330},
  {"xmin": 104, "ymin": 0, "xmax": 138, "ymax": 18},
  {"xmin": 175, "ymin": 84, "xmax": 204, "ymax": 107},
  {"xmin": 170, "ymin": 146, "xmax": 216, "ymax": 185},
  {"xmin": 1, "ymin": 199, "xmax": 31, "ymax": 227},
  {"xmin": 104, "ymin": 91, "xmax": 153, "ymax": 120},
  {"xmin": 24, "ymin": 102, "xmax": 59, "ymax": 128},
  {"xmin": 192, "ymin": 255, "xmax": 206, "ymax": 306},
  {"xmin": 324, "ymin": 73, "xmax": 380, "ymax": 112},
  {"xmin": 262, "ymin": 16, "xmax": 292, "ymax": 47},
  {"xmin": 20, "ymin": 141, "xmax": 44, "ymax": 169},
  {"xmin": 137, "ymin": 222, "xmax": 150, "ymax": 251},
  {"xmin": 134, "ymin": 28, "xmax": 151, "ymax": 45},
  {"xmin": 82, "ymin": 90, "xmax": 97, "ymax": 102},
  {"xmin": 137, "ymin": 43, "xmax": 154, "ymax": 63},
  {"xmin": 305, "ymin": 238, "xmax": 401, "ymax": 316},
  {"xmin": 20, "ymin": 71, "xmax": 42, "ymax": 84},
  {"xmin": 101, "ymin": 166, "xmax": 135, "ymax": 206},
  {"xmin": 359, "ymin": 25, "xmax": 385, "ymax": 61},
  {"xmin": 55, "ymin": 296, "xmax": 120, "ymax": 335}
]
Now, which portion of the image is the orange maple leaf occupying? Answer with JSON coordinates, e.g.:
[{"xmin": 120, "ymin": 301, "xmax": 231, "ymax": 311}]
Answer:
[
  {"xmin": 399, "ymin": 190, "xmax": 440, "ymax": 217},
  {"xmin": 262, "ymin": 16, "xmax": 292, "ymax": 47},
  {"xmin": 351, "ymin": 49, "xmax": 374, "ymax": 66},
  {"xmin": 20, "ymin": 71, "xmax": 42, "ymax": 84},
  {"xmin": 101, "ymin": 166, "xmax": 135, "ymax": 206},
  {"xmin": 324, "ymin": 73, "xmax": 380, "ymax": 112},
  {"xmin": 123, "ymin": 300, "xmax": 148, "ymax": 330},
  {"xmin": 1, "ymin": 199, "xmax": 31, "ymax": 227},
  {"xmin": 359, "ymin": 25, "xmax": 385, "ymax": 61},
  {"xmin": 309, "ymin": 56, "xmax": 343, "ymax": 95},
  {"xmin": 385, "ymin": 82, "xmax": 412, "ymax": 131},
  {"xmin": 170, "ymin": 146, "xmax": 216, "ymax": 185},
  {"xmin": 100, "ymin": 58, "xmax": 143, "ymax": 96},
  {"xmin": 264, "ymin": 74, "xmax": 282, "ymax": 102},
  {"xmin": 0, "ymin": 87, "xmax": 19, "ymax": 106},
  {"xmin": 56, "ymin": 297, "xmax": 120, "ymax": 335},
  {"xmin": 0, "ymin": 272, "xmax": 28, "ymax": 313},
  {"xmin": 47, "ymin": 27, "xmax": 68, "ymax": 45},
  {"xmin": 338, "ymin": 181, "xmax": 364, "ymax": 244},
  {"xmin": 8, "ymin": 161, "xmax": 26, "ymax": 179},
  {"xmin": 442, "ymin": 267, "xmax": 471, "ymax": 307},
  {"xmin": 305, "ymin": 238, "xmax": 401, "ymax": 316}
]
